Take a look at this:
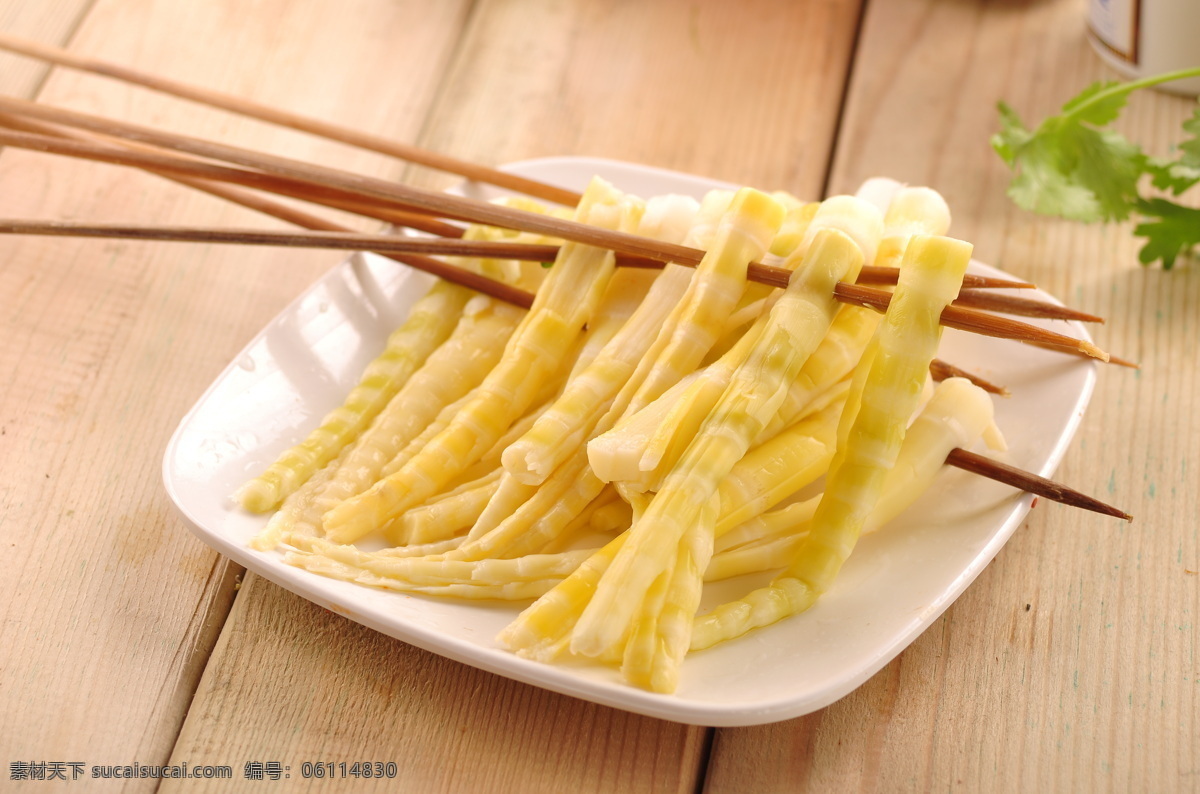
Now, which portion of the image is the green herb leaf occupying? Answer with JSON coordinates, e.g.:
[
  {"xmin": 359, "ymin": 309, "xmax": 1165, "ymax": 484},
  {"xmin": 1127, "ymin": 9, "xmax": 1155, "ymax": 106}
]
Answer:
[
  {"xmin": 998, "ymin": 119, "xmax": 1144, "ymax": 222},
  {"xmin": 1133, "ymin": 198, "xmax": 1200, "ymax": 269},
  {"xmin": 1145, "ymin": 155, "xmax": 1200, "ymax": 195},
  {"xmin": 991, "ymin": 101, "xmax": 1032, "ymax": 166},
  {"xmin": 994, "ymin": 68, "xmax": 1200, "ymax": 268},
  {"xmin": 1179, "ymin": 104, "xmax": 1200, "ymax": 169},
  {"xmin": 1061, "ymin": 80, "xmax": 1130, "ymax": 125},
  {"xmin": 992, "ymin": 81, "xmax": 1148, "ymax": 223}
]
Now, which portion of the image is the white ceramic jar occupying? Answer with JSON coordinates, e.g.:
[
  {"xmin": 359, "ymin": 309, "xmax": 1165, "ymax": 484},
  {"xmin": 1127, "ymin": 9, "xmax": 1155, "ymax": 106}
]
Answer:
[{"xmin": 1087, "ymin": 0, "xmax": 1200, "ymax": 95}]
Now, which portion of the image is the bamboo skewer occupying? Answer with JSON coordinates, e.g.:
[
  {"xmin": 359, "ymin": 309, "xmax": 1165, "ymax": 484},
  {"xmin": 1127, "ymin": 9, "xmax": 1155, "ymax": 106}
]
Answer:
[
  {"xmin": 0, "ymin": 115, "xmax": 1029, "ymax": 288},
  {"xmin": 0, "ymin": 96, "xmax": 1042, "ymax": 289},
  {"xmin": 833, "ymin": 282, "xmax": 1112, "ymax": 362},
  {"xmin": 946, "ymin": 448, "xmax": 1132, "ymax": 521},
  {"xmin": 0, "ymin": 110, "xmax": 337, "ymax": 229},
  {"xmin": 0, "ymin": 219, "xmax": 1101, "ymax": 324},
  {"xmin": 0, "ymin": 112, "xmax": 468, "ymax": 237},
  {"xmin": 0, "ymin": 92, "xmax": 1131, "ymax": 518},
  {"xmin": 0, "ymin": 215, "xmax": 1013, "ymax": 394},
  {"xmin": 857, "ymin": 266, "xmax": 1030, "ymax": 291},
  {"xmin": 950, "ymin": 288, "xmax": 1104, "ymax": 323},
  {"xmin": 0, "ymin": 216, "xmax": 1037, "ymax": 402},
  {"xmin": 1, "ymin": 98, "xmax": 1042, "ymax": 298},
  {"xmin": 0, "ymin": 218, "xmax": 1111, "ymax": 341},
  {"xmin": 0, "ymin": 36, "xmax": 1047, "ymax": 298},
  {"xmin": 0, "ymin": 131, "xmax": 1044, "ymax": 418},
  {"xmin": 0, "ymin": 125, "xmax": 480, "ymax": 222},
  {"xmin": 0, "ymin": 220, "xmax": 554, "ymax": 259},
  {"xmin": 929, "ymin": 360, "xmax": 1009, "ymax": 396},
  {"xmin": 0, "ymin": 33, "xmax": 582, "ymax": 207},
  {"xmin": 0, "ymin": 117, "xmax": 1120, "ymax": 359},
  {"xmin": 0, "ymin": 95, "xmax": 656, "ymax": 252},
  {"xmin": 0, "ymin": 104, "xmax": 1036, "ymax": 292},
  {"xmin": 0, "ymin": 121, "xmax": 529, "ymax": 305}
]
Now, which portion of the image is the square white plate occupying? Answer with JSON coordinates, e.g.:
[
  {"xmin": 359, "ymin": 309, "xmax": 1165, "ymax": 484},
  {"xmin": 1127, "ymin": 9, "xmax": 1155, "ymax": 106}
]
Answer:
[{"xmin": 163, "ymin": 156, "xmax": 1096, "ymax": 726}]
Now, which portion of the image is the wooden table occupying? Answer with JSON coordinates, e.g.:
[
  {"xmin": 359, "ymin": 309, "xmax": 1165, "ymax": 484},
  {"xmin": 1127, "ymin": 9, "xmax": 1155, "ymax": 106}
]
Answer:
[{"xmin": 2, "ymin": 1, "xmax": 1196, "ymax": 791}]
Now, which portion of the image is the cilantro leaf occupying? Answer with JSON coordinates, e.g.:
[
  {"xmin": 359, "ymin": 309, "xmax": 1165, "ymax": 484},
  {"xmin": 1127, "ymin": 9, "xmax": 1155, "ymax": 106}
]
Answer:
[
  {"xmin": 1179, "ymin": 104, "xmax": 1200, "ymax": 169},
  {"xmin": 1133, "ymin": 198, "xmax": 1200, "ymax": 269},
  {"xmin": 1150, "ymin": 104, "xmax": 1200, "ymax": 193},
  {"xmin": 992, "ymin": 84, "xmax": 1146, "ymax": 223},
  {"xmin": 1055, "ymin": 125, "xmax": 1145, "ymax": 221},
  {"xmin": 994, "ymin": 69, "xmax": 1200, "ymax": 268},
  {"xmin": 991, "ymin": 101, "xmax": 1032, "ymax": 166},
  {"xmin": 1002, "ymin": 131, "xmax": 1104, "ymax": 221},
  {"xmin": 1061, "ymin": 80, "xmax": 1130, "ymax": 125},
  {"xmin": 997, "ymin": 114, "xmax": 1144, "ymax": 222},
  {"xmin": 1145, "ymin": 155, "xmax": 1200, "ymax": 195}
]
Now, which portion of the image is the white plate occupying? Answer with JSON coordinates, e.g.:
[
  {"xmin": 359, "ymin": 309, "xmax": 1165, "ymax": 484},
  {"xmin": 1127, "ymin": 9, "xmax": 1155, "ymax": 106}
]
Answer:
[{"xmin": 163, "ymin": 157, "xmax": 1096, "ymax": 726}]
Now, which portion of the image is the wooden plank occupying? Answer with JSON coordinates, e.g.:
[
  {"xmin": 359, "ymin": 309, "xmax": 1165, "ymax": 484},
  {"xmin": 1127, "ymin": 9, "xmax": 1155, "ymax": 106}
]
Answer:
[
  {"xmin": 158, "ymin": 1, "xmax": 863, "ymax": 791},
  {"xmin": 704, "ymin": 1, "xmax": 1199, "ymax": 791},
  {"xmin": 170, "ymin": 575, "xmax": 710, "ymax": 793},
  {"xmin": 0, "ymin": 0, "xmax": 473, "ymax": 776},
  {"xmin": 405, "ymin": 0, "xmax": 864, "ymax": 196}
]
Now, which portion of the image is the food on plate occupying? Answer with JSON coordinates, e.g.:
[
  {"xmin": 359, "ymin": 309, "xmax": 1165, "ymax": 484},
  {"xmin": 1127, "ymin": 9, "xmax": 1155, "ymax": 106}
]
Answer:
[{"xmin": 238, "ymin": 175, "xmax": 1020, "ymax": 693}]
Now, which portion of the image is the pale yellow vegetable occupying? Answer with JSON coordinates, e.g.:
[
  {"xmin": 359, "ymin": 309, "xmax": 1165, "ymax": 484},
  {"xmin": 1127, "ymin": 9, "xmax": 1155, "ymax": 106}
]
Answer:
[
  {"xmin": 253, "ymin": 177, "xmax": 1015, "ymax": 698},
  {"xmin": 768, "ymin": 200, "xmax": 820, "ymax": 257},
  {"xmin": 704, "ymin": 534, "xmax": 807, "ymax": 582},
  {"xmin": 498, "ymin": 193, "xmax": 720, "ymax": 486},
  {"xmin": 284, "ymin": 553, "xmax": 563, "ymax": 600},
  {"xmin": 500, "ymin": 217, "xmax": 878, "ymax": 668},
  {"xmin": 454, "ymin": 190, "xmax": 787, "ymax": 566},
  {"xmin": 690, "ymin": 234, "xmax": 973, "ymax": 651},
  {"xmin": 312, "ymin": 296, "xmax": 523, "ymax": 527},
  {"xmin": 321, "ymin": 179, "xmax": 643, "ymax": 543},
  {"xmin": 251, "ymin": 307, "xmax": 523, "ymax": 552},
  {"xmin": 757, "ymin": 305, "xmax": 879, "ymax": 441},
  {"xmin": 419, "ymin": 396, "xmax": 560, "ymax": 547},
  {"xmin": 705, "ymin": 377, "xmax": 1002, "ymax": 581},
  {"xmin": 236, "ymin": 280, "xmax": 474, "ymax": 513},
  {"xmin": 757, "ymin": 184, "xmax": 954, "ymax": 442},
  {"xmin": 288, "ymin": 536, "xmax": 594, "ymax": 587},
  {"xmin": 459, "ymin": 472, "xmax": 540, "ymax": 545},
  {"xmin": 585, "ymin": 370, "xmax": 700, "ymax": 487},
  {"xmin": 447, "ymin": 395, "xmax": 554, "ymax": 492},
  {"xmin": 571, "ymin": 225, "xmax": 870, "ymax": 660},
  {"xmin": 536, "ymin": 484, "xmax": 626, "ymax": 554},
  {"xmin": 497, "ymin": 534, "xmax": 628, "ymax": 659},
  {"xmin": 588, "ymin": 321, "xmax": 767, "ymax": 492},
  {"xmin": 712, "ymin": 387, "xmax": 846, "ymax": 531},
  {"xmin": 615, "ymin": 188, "xmax": 783, "ymax": 418},
  {"xmin": 496, "ymin": 388, "xmax": 839, "ymax": 658},
  {"xmin": 620, "ymin": 554, "xmax": 674, "ymax": 689},
  {"xmin": 587, "ymin": 487, "xmax": 631, "ymax": 534},
  {"xmin": 388, "ymin": 468, "xmax": 502, "ymax": 546},
  {"xmin": 873, "ymin": 187, "xmax": 952, "ymax": 268},
  {"xmin": 248, "ymin": 442, "xmax": 351, "ymax": 551},
  {"xmin": 590, "ymin": 195, "xmax": 882, "ymax": 492},
  {"xmin": 644, "ymin": 495, "xmax": 718, "ymax": 692},
  {"xmin": 713, "ymin": 498, "xmax": 818, "ymax": 558},
  {"xmin": 450, "ymin": 446, "xmax": 604, "ymax": 560}
]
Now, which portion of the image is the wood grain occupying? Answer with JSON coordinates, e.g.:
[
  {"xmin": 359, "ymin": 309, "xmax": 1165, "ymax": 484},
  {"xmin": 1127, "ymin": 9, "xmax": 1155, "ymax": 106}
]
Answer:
[
  {"xmin": 7, "ymin": 0, "xmax": 1192, "ymax": 790},
  {"xmin": 705, "ymin": 1, "xmax": 1199, "ymax": 791},
  {"xmin": 163, "ymin": 575, "xmax": 707, "ymax": 794},
  {"xmin": 404, "ymin": 0, "xmax": 864, "ymax": 196},
  {"xmin": 0, "ymin": 0, "xmax": 474, "ymax": 778},
  {"xmin": 158, "ymin": 1, "xmax": 863, "ymax": 791},
  {"xmin": 0, "ymin": 0, "xmax": 90, "ymax": 97}
]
